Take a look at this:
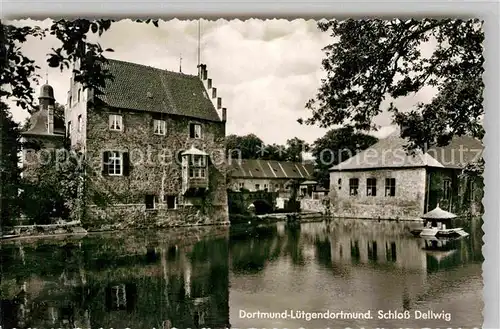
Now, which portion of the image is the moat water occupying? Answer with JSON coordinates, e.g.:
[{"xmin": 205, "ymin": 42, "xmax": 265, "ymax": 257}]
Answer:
[{"xmin": 1, "ymin": 218, "xmax": 483, "ymax": 329}]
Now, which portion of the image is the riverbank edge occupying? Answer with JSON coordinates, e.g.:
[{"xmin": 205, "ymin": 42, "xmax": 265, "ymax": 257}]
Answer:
[
  {"xmin": 1, "ymin": 213, "xmax": 429, "ymax": 241},
  {"xmin": 0, "ymin": 220, "xmax": 232, "ymax": 242}
]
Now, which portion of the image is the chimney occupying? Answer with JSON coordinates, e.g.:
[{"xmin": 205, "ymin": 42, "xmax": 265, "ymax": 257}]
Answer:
[
  {"xmin": 222, "ymin": 108, "xmax": 227, "ymax": 122},
  {"xmin": 217, "ymin": 97, "xmax": 222, "ymax": 109},
  {"xmin": 197, "ymin": 64, "xmax": 207, "ymax": 79},
  {"xmin": 212, "ymin": 88, "xmax": 217, "ymax": 99},
  {"xmin": 47, "ymin": 105, "xmax": 54, "ymax": 134},
  {"xmin": 202, "ymin": 67, "xmax": 208, "ymax": 80},
  {"xmin": 207, "ymin": 78, "xmax": 212, "ymax": 89}
]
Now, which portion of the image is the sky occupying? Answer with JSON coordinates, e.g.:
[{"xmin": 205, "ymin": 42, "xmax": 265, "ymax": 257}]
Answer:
[{"xmin": 7, "ymin": 18, "xmax": 439, "ymax": 145}]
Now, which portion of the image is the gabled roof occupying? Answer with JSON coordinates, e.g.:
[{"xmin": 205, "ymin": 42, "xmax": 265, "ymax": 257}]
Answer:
[
  {"xmin": 331, "ymin": 131, "xmax": 443, "ymax": 171},
  {"xmin": 228, "ymin": 159, "xmax": 314, "ymax": 180},
  {"xmin": 96, "ymin": 59, "xmax": 221, "ymax": 122},
  {"xmin": 427, "ymin": 135, "xmax": 483, "ymax": 169},
  {"xmin": 331, "ymin": 130, "xmax": 483, "ymax": 171}
]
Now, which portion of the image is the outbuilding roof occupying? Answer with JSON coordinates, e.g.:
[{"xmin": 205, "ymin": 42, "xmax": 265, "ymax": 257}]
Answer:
[
  {"xmin": 331, "ymin": 130, "xmax": 483, "ymax": 171},
  {"xmin": 228, "ymin": 159, "xmax": 314, "ymax": 180}
]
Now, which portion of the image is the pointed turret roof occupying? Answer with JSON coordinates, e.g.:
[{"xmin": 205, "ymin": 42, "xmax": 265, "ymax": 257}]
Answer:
[{"xmin": 421, "ymin": 205, "xmax": 457, "ymax": 220}]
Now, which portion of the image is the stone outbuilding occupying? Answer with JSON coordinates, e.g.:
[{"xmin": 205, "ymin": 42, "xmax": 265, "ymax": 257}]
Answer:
[{"xmin": 329, "ymin": 130, "xmax": 484, "ymax": 220}]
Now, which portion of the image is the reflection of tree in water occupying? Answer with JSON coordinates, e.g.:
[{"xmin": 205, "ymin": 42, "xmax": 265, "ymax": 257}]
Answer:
[
  {"xmin": 0, "ymin": 236, "xmax": 230, "ymax": 329},
  {"xmin": 284, "ymin": 226, "xmax": 305, "ymax": 265},
  {"xmin": 230, "ymin": 226, "xmax": 286, "ymax": 274},
  {"xmin": 315, "ymin": 239, "xmax": 332, "ymax": 269}
]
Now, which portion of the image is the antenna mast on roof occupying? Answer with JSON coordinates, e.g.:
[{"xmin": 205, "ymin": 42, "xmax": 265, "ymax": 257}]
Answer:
[
  {"xmin": 45, "ymin": 68, "xmax": 49, "ymax": 84},
  {"xmin": 179, "ymin": 53, "xmax": 182, "ymax": 73},
  {"xmin": 197, "ymin": 19, "xmax": 201, "ymax": 66}
]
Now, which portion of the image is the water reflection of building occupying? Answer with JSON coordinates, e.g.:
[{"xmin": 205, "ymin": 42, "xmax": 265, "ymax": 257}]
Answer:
[{"xmin": 0, "ymin": 237, "xmax": 230, "ymax": 329}]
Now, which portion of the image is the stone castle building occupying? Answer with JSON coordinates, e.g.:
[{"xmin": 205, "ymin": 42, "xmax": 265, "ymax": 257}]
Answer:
[
  {"xmin": 329, "ymin": 130, "xmax": 484, "ymax": 220},
  {"xmin": 63, "ymin": 59, "xmax": 229, "ymax": 228}
]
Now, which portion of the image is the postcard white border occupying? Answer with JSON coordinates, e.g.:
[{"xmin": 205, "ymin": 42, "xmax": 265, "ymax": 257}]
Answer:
[{"xmin": 2, "ymin": 1, "xmax": 499, "ymax": 328}]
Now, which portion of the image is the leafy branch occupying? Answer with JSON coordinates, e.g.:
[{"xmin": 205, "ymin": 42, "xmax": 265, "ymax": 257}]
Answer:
[{"xmin": 301, "ymin": 18, "xmax": 484, "ymax": 151}]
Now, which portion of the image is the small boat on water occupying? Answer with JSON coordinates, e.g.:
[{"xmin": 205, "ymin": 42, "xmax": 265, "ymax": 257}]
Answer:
[
  {"xmin": 410, "ymin": 205, "xmax": 469, "ymax": 238},
  {"xmin": 1, "ymin": 234, "xmax": 21, "ymax": 240}
]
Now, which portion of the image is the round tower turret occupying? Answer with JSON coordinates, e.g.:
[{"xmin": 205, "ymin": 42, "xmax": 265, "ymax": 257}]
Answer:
[{"xmin": 39, "ymin": 83, "xmax": 55, "ymax": 109}]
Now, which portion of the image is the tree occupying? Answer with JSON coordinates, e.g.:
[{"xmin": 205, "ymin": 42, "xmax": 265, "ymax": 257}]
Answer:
[
  {"xmin": 2, "ymin": 19, "xmax": 159, "ymax": 112},
  {"xmin": 20, "ymin": 147, "xmax": 116, "ymax": 224},
  {"xmin": 311, "ymin": 127, "xmax": 378, "ymax": 187},
  {"xmin": 2, "ymin": 19, "xmax": 158, "ymax": 223},
  {"xmin": 301, "ymin": 19, "xmax": 484, "ymax": 152},
  {"xmin": 226, "ymin": 134, "xmax": 266, "ymax": 160},
  {"xmin": 285, "ymin": 137, "xmax": 310, "ymax": 162},
  {"xmin": 226, "ymin": 134, "xmax": 311, "ymax": 162},
  {"xmin": 0, "ymin": 104, "xmax": 22, "ymax": 226},
  {"xmin": 263, "ymin": 144, "xmax": 288, "ymax": 161}
]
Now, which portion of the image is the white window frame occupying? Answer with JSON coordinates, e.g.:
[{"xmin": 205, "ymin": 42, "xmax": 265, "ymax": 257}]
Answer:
[
  {"xmin": 77, "ymin": 115, "xmax": 82, "ymax": 132},
  {"xmin": 111, "ymin": 284, "xmax": 127, "ymax": 309},
  {"xmin": 190, "ymin": 123, "xmax": 202, "ymax": 139},
  {"xmin": 366, "ymin": 178, "xmax": 377, "ymax": 197},
  {"xmin": 164, "ymin": 195, "xmax": 178, "ymax": 209},
  {"xmin": 109, "ymin": 114, "xmax": 123, "ymax": 131},
  {"xmin": 189, "ymin": 168, "xmax": 206, "ymax": 178},
  {"xmin": 443, "ymin": 179, "xmax": 452, "ymax": 200},
  {"xmin": 154, "ymin": 119, "xmax": 167, "ymax": 135},
  {"xmin": 349, "ymin": 178, "xmax": 359, "ymax": 196},
  {"xmin": 191, "ymin": 155, "xmax": 206, "ymax": 167},
  {"xmin": 468, "ymin": 179, "xmax": 474, "ymax": 201},
  {"xmin": 145, "ymin": 195, "xmax": 157, "ymax": 210},
  {"xmin": 108, "ymin": 151, "xmax": 123, "ymax": 176},
  {"xmin": 385, "ymin": 178, "xmax": 396, "ymax": 197}
]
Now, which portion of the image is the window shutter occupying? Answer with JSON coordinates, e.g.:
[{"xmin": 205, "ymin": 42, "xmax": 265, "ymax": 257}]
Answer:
[
  {"xmin": 102, "ymin": 151, "xmax": 109, "ymax": 175},
  {"xmin": 123, "ymin": 152, "xmax": 130, "ymax": 176},
  {"xmin": 189, "ymin": 123, "xmax": 195, "ymax": 138},
  {"xmin": 125, "ymin": 283, "xmax": 137, "ymax": 311},
  {"xmin": 105, "ymin": 286, "xmax": 112, "ymax": 311}
]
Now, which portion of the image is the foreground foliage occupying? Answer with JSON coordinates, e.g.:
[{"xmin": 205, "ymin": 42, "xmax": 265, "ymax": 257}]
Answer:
[{"xmin": 301, "ymin": 19, "xmax": 484, "ymax": 151}]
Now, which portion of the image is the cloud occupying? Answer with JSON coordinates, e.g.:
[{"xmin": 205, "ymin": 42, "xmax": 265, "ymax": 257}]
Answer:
[{"xmin": 5, "ymin": 18, "xmax": 436, "ymax": 146}]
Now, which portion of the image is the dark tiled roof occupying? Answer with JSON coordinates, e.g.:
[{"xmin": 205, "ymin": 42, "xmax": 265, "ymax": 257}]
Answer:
[
  {"xmin": 228, "ymin": 159, "xmax": 314, "ymax": 180},
  {"xmin": 96, "ymin": 59, "xmax": 221, "ymax": 122},
  {"xmin": 21, "ymin": 109, "xmax": 65, "ymax": 137},
  {"xmin": 331, "ymin": 130, "xmax": 483, "ymax": 171},
  {"xmin": 427, "ymin": 135, "xmax": 484, "ymax": 169}
]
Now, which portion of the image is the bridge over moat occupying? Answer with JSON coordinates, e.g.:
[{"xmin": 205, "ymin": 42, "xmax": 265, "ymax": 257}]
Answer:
[{"xmin": 227, "ymin": 191, "xmax": 277, "ymax": 215}]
